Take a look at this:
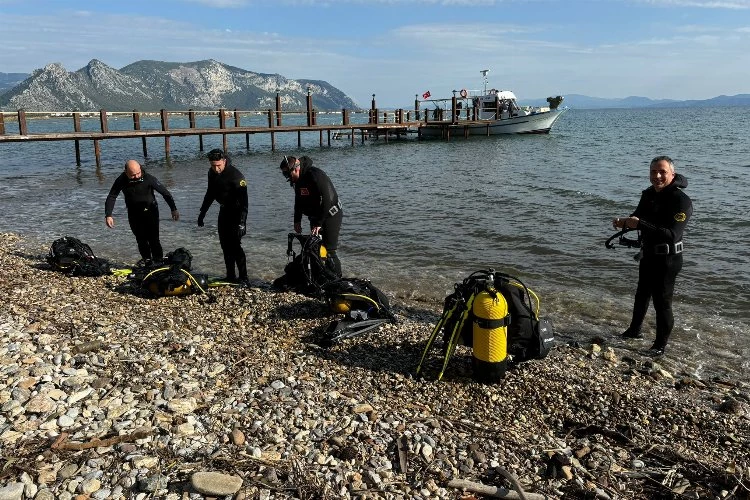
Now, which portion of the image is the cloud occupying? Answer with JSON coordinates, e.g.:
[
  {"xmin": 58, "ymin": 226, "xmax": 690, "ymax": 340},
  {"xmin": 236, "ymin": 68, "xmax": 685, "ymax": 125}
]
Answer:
[
  {"xmin": 184, "ymin": 0, "xmax": 249, "ymax": 7},
  {"xmin": 635, "ymin": 0, "xmax": 750, "ymax": 8}
]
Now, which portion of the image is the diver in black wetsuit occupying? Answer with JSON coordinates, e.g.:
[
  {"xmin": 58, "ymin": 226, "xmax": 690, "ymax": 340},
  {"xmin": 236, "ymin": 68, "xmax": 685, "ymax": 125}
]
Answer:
[
  {"xmin": 279, "ymin": 155, "xmax": 343, "ymax": 277},
  {"xmin": 105, "ymin": 159, "xmax": 179, "ymax": 265},
  {"xmin": 198, "ymin": 149, "xmax": 249, "ymax": 285},
  {"xmin": 612, "ymin": 155, "xmax": 693, "ymax": 357}
]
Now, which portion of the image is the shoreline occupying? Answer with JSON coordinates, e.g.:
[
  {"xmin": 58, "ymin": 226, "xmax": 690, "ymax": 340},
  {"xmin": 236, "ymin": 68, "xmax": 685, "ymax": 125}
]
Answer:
[{"xmin": 0, "ymin": 232, "xmax": 748, "ymax": 499}]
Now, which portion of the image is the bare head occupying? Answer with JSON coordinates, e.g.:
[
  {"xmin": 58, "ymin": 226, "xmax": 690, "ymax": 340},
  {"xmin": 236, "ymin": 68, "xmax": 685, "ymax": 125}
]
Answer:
[
  {"xmin": 124, "ymin": 160, "xmax": 142, "ymax": 181},
  {"xmin": 649, "ymin": 155, "xmax": 675, "ymax": 192}
]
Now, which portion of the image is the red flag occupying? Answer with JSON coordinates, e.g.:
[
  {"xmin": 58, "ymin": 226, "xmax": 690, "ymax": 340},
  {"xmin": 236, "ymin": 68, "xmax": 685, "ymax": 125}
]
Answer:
[{"xmin": 422, "ymin": 90, "xmax": 431, "ymax": 99}]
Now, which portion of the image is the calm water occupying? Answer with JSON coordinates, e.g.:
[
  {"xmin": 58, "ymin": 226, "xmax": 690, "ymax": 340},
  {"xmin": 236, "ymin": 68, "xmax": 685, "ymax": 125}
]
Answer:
[{"xmin": 1, "ymin": 108, "xmax": 748, "ymax": 382}]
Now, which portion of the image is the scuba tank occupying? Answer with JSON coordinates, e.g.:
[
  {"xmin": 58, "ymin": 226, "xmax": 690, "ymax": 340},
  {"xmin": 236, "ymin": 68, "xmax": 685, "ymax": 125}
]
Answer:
[
  {"xmin": 142, "ymin": 267, "xmax": 208, "ymax": 297},
  {"xmin": 471, "ymin": 286, "xmax": 509, "ymax": 382}
]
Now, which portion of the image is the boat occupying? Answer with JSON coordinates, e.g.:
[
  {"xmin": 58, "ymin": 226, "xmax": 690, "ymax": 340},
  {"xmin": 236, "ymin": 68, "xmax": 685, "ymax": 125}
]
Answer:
[{"xmin": 417, "ymin": 70, "xmax": 565, "ymax": 137}]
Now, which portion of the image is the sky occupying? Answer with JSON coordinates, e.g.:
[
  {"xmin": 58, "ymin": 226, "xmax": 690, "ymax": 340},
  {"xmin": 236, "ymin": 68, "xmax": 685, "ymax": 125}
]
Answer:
[{"xmin": 1, "ymin": 0, "xmax": 749, "ymax": 107}]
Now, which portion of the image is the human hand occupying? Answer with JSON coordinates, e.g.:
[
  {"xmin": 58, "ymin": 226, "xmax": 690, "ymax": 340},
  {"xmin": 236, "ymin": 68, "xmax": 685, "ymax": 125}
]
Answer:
[
  {"xmin": 311, "ymin": 226, "xmax": 321, "ymax": 236},
  {"xmin": 197, "ymin": 213, "xmax": 205, "ymax": 227},
  {"xmin": 105, "ymin": 216, "xmax": 114, "ymax": 229},
  {"xmin": 238, "ymin": 224, "xmax": 246, "ymax": 238},
  {"xmin": 172, "ymin": 210, "xmax": 180, "ymax": 221},
  {"xmin": 294, "ymin": 222, "xmax": 302, "ymax": 234}
]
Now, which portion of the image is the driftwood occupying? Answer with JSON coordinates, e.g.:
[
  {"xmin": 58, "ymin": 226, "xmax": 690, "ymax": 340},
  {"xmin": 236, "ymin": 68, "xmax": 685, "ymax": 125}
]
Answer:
[
  {"xmin": 397, "ymin": 435, "xmax": 409, "ymax": 473},
  {"xmin": 447, "ymin": 477, "xmax": 547, "ymax": 500},
  {"xmin": 51, "ymin": 427, "xmax": 151, "ymax": 451}
]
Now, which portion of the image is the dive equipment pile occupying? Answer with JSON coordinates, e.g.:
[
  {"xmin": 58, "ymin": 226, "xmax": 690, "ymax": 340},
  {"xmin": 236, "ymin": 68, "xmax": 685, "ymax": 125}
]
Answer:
[
  {"xmin": 272, "ymin": 233, "xmax": 339, "ymax": 296},
  {"xmin": 317, "ymin": 278, "xmax": 397, "ymax": 346},
  {"xmin": 417, "ymin": 269, "xmax": 555, "ymax": 382},
  {"xmin": 272, "ymin": 233, "xmax": 397, "ymax": 345},
  {"xmin": 47, "ymin": 236, "xmax": 111, "ymax": 277},
  {"xmin": 136, "ymin": 248, "xmax": 209, "ymax": 297}
]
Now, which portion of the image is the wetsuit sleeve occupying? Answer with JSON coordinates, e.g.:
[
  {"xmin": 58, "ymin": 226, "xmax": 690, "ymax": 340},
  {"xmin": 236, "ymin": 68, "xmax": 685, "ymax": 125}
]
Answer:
[
  {"xmin": 237, "ymin": 176, "xmax": 248, "ymax": 226},
  {"xmin": 637, "ymin": 192, "xmax": 693, "ymax": 243},
  {"xmin": 310, "ymin": 169, "xmax": 337, "ymax": 221},
  {"xmin": 104, "ymin": 175, "xmax": 125, "ymax": 217},
  {"xmin": 199, "ymin": 172, "xmax": 215, "ymax": 215},
  {"xmin": 293, "ymin": 189, "xmax": 303, "ymax": 225},
  {"xmin": 150, "ymin": 174, "xmax": 178, "ymax": 212}
]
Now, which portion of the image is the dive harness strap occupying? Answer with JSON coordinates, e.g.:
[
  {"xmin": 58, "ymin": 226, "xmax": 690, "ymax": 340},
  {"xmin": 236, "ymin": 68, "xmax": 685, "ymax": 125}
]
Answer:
[
  {"xmin": 474, "ymin": 315, "xmax": 511, "ymax": 329},
  {"xmin": 646, "ymin": 241, "xmax": 683, "ymax": 255}
]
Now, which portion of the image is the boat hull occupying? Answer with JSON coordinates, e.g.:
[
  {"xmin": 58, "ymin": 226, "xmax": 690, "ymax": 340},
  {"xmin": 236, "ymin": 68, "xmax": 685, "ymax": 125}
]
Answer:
[{"xmin": 418, "ymin": 108, "xmax": 565, "ymax": 137}]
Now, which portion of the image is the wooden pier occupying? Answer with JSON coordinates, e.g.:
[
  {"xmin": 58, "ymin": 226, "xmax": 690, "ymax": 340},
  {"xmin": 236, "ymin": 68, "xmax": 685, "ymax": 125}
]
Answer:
[
  {"xmin": 0, "ymin": 91, "xmax": 505, "ymax": 165},
  {"xmin": 0, "ymin": 92, "xmax": 429, "ymax": 166}
]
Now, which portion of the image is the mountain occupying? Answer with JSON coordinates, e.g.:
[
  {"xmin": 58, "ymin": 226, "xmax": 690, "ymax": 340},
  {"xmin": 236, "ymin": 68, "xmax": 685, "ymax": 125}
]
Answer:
[
  {"xmin": 0, "ymin": 72, "xmax": 29, "ymax": 93},
  {"xmin": 522, "ymin": 93, "xmax": 750, "ymax": 109},
  {"xmin": 0, "ymin": 59, "xmax": 361, "ymax": 112}
]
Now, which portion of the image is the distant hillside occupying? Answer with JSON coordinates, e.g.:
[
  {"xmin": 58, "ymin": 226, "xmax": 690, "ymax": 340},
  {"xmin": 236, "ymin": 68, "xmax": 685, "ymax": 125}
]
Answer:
[
  {"xmin": 0, "ymin": 59, "xmax": 361, "ymax": 112},
  {"xmin": 0, "ymin": 72, "xmax": 29, "ymax": 93},
  {"xmin": 523, "ymin": 93, "xmax": 750, "ymax": 109}
]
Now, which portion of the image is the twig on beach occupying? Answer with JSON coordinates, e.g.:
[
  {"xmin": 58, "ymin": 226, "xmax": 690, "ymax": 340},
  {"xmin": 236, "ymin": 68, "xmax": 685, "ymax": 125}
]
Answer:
[
  {"xmin": 447, "ymin": 476, "xmax": 544, "ymax": 499},
  {"xmin": 51, "ymin": 427, "xmax": 151, "ymax": 451}
]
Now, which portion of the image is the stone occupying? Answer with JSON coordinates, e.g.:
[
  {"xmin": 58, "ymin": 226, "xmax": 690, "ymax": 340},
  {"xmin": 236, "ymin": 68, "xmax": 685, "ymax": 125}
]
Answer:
[
  {"xmin": 78, "ymin": 478, "xmax": 101, "ymax": 495},
  {"xmin": 138, "ymin": 474, "xmax": 168, "ymax": 493},
  {"xmin": 0, "ymin": 483, "xmax": 24, "ymax": 500},
  {"xmin": 34, "ymin": 489, "xmax": 55, "ymax": 500},
  {"xmin": 190, "ymin": 472, "xmax": 243, "ymax": 496},
  {"xmin": 25, "ymin": 395, "xmax": 56, "ymax": 414},
  {"xmin": 167, "ymin": 398, "xmax": 197, "ymax": 414},
  {"xmin": 230, "ymin": 428, "xmax": 245, "ymax": 446}
]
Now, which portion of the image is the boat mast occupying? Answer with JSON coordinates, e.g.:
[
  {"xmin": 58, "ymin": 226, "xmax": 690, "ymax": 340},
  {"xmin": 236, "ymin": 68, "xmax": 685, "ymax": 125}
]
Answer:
[{"xmin": 480, "ymin": 69, "xmax": 489, "ymax": 94}]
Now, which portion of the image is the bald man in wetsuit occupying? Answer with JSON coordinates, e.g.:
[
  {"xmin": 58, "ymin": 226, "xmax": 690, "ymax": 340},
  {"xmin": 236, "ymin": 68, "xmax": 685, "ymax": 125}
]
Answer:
[{"xmin": 105, "ymin": 159, "xmax": 179, "ymax": 266}]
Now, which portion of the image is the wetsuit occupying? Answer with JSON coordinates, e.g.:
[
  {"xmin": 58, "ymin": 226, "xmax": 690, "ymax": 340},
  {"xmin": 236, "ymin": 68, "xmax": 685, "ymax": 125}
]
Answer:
[
  {"xmin": 294, "ymin": 156, "xmax": 343, "ymax": 277},
  {"xmin": 105, "ymin": 170, "xmax": 177, "ymax": 262},
  {"xmin": 198, "ymin": 163, "xmax": 248, "ymax": 281},
  {"xmin": 627, "ymin": 173, "xmax": 692, "ymax": 350}
]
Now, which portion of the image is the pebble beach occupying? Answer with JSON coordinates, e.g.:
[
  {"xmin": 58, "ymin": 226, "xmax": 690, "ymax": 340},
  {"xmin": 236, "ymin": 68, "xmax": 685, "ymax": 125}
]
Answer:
[{"xmin": 0, "ymin": 232, "xmax": 748, "ymax": 500}]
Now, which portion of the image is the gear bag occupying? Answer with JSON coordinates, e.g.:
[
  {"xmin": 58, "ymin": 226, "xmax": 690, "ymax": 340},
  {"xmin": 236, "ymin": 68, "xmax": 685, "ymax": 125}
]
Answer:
[
  {"xmin": 272, "ymin": 233, "xmax": 338, "ymax": 296},
  {"xmin": 138, "ymin": 248, "xmax": 206, "ymax": 297},
  {"xmin": 417, "ymin": 269, "xmax": 555, "ymax": 380},
  {"xmin": 315, "ymin": 277, "xmax": 397, "ymax": 346},
  {"xmin": 164, "ymin": 247, "xmax": 192, "ymax": 271},
  {"xmin": 322, "ymin": 277, "xmax": 396, "ymax": 321},
  {"xmin": 47, "ymin": 236, "xmax": 111, "ymax": 277}
]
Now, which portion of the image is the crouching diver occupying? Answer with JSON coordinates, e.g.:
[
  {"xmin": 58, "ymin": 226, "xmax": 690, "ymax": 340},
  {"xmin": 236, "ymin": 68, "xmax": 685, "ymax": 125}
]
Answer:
[
  {"xmin": 279, "ymin": 155, "xmax": 343, "ymax": 277},
  {"xmin": 197, "ymin": 149, "xmax": 249, "ymax": 285},
  {"xmin": 612, "ymin": 155, "xmax": 692, "ymax": 357}
]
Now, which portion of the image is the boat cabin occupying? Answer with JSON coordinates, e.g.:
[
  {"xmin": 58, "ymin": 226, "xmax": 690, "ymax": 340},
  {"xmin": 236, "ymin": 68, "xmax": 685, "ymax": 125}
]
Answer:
[{"xmin": 473, "ymin": 90, "xmax": 525, "ymax": 120}]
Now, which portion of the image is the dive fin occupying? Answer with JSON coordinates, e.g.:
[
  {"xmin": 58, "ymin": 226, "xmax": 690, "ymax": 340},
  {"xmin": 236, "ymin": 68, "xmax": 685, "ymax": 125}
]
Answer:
[{"xmin": 318, "ymin": 318, "xmax": 389, "ymax": 347}]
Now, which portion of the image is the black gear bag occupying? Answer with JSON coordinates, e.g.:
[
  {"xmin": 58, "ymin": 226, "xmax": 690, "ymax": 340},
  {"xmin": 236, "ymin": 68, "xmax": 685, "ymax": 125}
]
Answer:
[{"xmin": 47, "ymin": 237, "xmax": 111, "ymax": 277}]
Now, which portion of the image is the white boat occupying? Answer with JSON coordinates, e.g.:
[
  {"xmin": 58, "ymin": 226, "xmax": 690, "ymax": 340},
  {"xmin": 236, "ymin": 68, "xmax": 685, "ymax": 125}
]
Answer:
[{"xmin": 417, "ymin": 71, "xmax": 565, "ymax": 137}]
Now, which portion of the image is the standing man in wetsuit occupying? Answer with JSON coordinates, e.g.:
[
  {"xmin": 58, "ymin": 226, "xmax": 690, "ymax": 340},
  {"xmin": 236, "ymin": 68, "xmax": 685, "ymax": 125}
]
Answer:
[
  {"xmin": 197, "ymin": 149, "xmax": 249, "ymax": 285},
  {"xmin": 105, "ymin": 159, "xmax": 179, "ymax": 266},
  {"xmin": 279, "ymin": 155, "xmax": 343, "ymax": 277},
  {"xmin": 613, "ymin": 155, "xmax": 692, "ymax": 357}
]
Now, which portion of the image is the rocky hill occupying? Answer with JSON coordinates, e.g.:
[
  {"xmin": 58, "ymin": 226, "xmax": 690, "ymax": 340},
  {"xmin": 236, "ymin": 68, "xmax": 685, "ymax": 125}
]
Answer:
[
  {"xmin": 0, "ymin": 72, "xmax": 28, "ymax": 93},
  {"xmin": 0, "ymin": 59, "xmax": 361, "ymax": 112}
]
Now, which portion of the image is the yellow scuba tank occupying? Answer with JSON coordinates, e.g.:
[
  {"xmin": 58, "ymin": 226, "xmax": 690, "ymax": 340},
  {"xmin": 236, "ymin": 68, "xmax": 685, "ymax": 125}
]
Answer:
[
  {"xmin": 144, "ymin": 268, "xmax": 207, "ymax": 297},
  {"xmin": 471, "ymin": 287, "xmax": 509, "ymax": 382}
]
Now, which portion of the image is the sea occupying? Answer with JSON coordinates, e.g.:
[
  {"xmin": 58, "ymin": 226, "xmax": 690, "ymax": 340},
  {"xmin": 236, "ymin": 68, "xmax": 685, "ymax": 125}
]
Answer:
[{"xmin": 0, "ymin": 107, "xmax": 748, "ymax": 383}]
